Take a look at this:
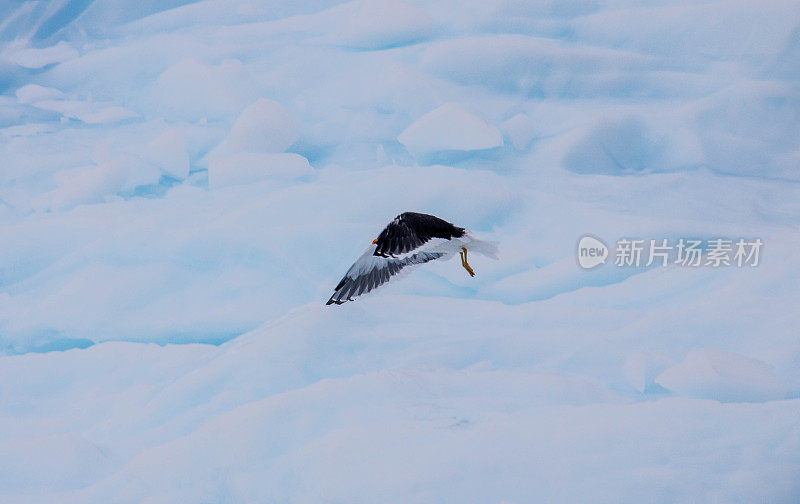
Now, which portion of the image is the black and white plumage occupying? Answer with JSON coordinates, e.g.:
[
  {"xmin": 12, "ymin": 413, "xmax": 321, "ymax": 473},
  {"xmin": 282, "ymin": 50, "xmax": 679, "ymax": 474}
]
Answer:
[{"xmin": 326, "ymin": 212, "xmax": 498, "ymax": 305}]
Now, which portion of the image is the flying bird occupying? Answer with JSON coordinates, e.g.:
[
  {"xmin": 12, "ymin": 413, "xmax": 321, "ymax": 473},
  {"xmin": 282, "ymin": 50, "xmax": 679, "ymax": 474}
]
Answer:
[{"xmin": 326, "ymin": 212, "xmax": 498, "ymax": 305}]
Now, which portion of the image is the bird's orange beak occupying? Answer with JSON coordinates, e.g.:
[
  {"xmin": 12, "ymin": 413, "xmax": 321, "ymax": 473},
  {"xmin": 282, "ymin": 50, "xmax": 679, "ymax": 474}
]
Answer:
[{"xmin": 372, "ymin": 238, "xmax": 378, "ymax": 244}]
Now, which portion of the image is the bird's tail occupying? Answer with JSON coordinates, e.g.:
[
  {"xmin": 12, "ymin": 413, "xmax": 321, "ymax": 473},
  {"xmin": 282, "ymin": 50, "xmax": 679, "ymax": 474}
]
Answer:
[{"xmin": 466, "ymin": 233, "xmax": 499, "ymax": 260}]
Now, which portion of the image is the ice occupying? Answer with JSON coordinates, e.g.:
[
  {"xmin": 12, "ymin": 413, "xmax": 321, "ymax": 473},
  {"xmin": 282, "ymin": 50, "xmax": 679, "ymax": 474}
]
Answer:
[
  {"xmin": 208, "ymin": 152, "xmax": 312, "ymax": 188},
  {"xmin": 15, "ymin": 84, "xmax": 63, "ymax": 104},
  {"xmin": 147, "ymin": 58, "xmax": 257, "ymax": 122},
  {"xmin": 564, "ymin": 117, "xmax": 663, "ymax": 175},
  {"xmin": 211, "ymin": 98, "xmax": 302, "ymax": 156},
  {"xmin": 31, "ymin": 99, "xmax": 138, "ymax": 124},
  {"xmin": 1, "ymin": 41, "xmax": 78, "ymax": 69},
  {"xmin": 42, "ymin": 155, "xmax": 162, "ymax": 210},
  {"xmin": 421, "ymin": 34, "xmax": 654, "ymax": 95},
  {"xmin": 656, "ymin": 349, "xmax": 789, "ymax": 403},
  {"xmin": 142, "ymin": 128, "xmax": 190, "ymax": 180},
  {"xmin": 691, "ymin": 82, "xmax": 800, "ymax": 180},
  {"xmin": 623, "ymin": 351, "xmax": 673, "ymax": 393},
  {"xmin": 333, "ymin": 0, "xmax": 435, "ymax": 50},
  {"xmin": 499, "ymin": 113, "xmax": 538, "ymax": 151},
  {"xmin": 1, "ymin": 301, "xmax": 800, "ymax": 502},
  {"xmin": 570, "ymin": 1, "xmax": 800, "ymax": 65},
  {"xmin": 1, "ymin": 0, "xmax": 799, "ymax": 501},
  {"xmin": 0, "ymin": 434, "xmax": 110, "ymax": 492},
  {"xmin": 398, "ymin": 103, "xmax": 503, "ymax": 160}
]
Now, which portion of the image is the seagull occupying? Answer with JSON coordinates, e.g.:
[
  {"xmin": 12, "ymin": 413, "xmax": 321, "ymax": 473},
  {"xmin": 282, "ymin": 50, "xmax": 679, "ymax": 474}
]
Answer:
[{"xmin": 326, "ymin": 212, "xmax": 498, "ymax": 305}]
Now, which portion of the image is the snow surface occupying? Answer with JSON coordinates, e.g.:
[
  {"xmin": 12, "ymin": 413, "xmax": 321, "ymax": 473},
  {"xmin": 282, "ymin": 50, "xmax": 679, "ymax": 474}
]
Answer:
[
  {"xmin": 1, "ymin": 0, "xmax": 799, "ymax": 502},
  {"xmin": 398, "ymin": 102, "xmax": 504, "ymax": 160}
]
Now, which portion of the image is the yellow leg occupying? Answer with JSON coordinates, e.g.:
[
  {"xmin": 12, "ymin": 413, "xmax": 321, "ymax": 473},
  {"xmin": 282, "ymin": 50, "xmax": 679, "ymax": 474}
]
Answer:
[{"xmin": 460, "ymin": 247, "xmax": 475, "ymax": 277}]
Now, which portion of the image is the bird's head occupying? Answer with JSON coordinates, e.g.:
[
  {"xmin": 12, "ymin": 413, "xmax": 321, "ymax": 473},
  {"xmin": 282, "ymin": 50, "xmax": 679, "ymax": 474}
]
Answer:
[{"xmin": 372, "ymin": 238, "xmax": 378, "ymax": 244}]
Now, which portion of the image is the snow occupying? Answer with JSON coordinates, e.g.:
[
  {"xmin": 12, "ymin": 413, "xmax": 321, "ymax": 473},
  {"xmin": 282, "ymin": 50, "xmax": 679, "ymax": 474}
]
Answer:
[
  {"xmin": 1, "ymin": 0, "xmax": 799, "ymax": 501},
  {"xmin": 500, "ymin": 112, "xmax": 538, "ymax": 151},
  {"xmin": 333, "ymin": 0, "xmax": 436, "ymax": 50},
  {"xmin": 43, "ymin": 155, "xmax": 162, "ymax": 210},
  {"xmin": 32, "ymin": 99, "xmax": 138, "ymax": 124},
  {"xmin": 564, "ymin": 116, "xmax": 664, "ymax": 175},
  {"xmin": 208, "ymin": 152, "xmax": 312, "ymax": 188},
  {"xmin": 148, "ymin": 58, "xmax": 258, "ymax": 122},
  {"xmin": 656, "ymin": 349, "xmax": 789, "ymax": 403},
  {"xmin": 143, "ymin": 128, "xmax": 190, "ymax": 180},
  {"xmin": 398, "ymin": 102, "xmax": 504, "ymax": 160},
  {"xmin": 15, "ymin": 84, "xmax": 64, "ymax": 104},
  {"xmin": 1, "ymin": 40, "xmax": 78, "ymax": 69},
  {"xmin": 421, "ymin": 34, "xmax": 655, "ymax": 94},
  {"xmin": 624, "ymin": 350, "xmax": 673, "ymax": 393},
  {"xmin": 211, "ymin": 98, "xmax": 302, "ymax": 156}
]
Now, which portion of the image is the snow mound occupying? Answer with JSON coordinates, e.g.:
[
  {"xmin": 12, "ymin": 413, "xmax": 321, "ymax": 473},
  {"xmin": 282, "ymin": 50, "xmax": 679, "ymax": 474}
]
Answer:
[
  {"xmin": 570, "ymin": 1, "xmax": 800, "ymax": 65},
  {"xmin": 143, "ymin": 128, "xmax": 190, "ymax": 180},
  {"xmin": 41, "ymin": 155, "xmax": 161, "ymax": 210},
  {"xmin": 148, "ymin": 58, "xmax": 256, "ymax": 122},
  {"xmin": 1, "ymin": 41, "xmax": 78, "ymax": 69},
  {"xmin": 500, "ymin": 113, "xmax": 538, "ymax": 151},
  {"xmin": 564, "ymin": 117, "xmax": 663, "ymax": 175},
  {"xmin": 15, "ymin": 84, "xmax": 64, "ymax": 104},
  {"xmin": 422, "ymin": 35, "xmax": 653, "ymax": 94},
  {"xmin": 334, "ymin": 0, "xmax": 435, "ymax": 50},
  {"xmin": 656, "ymin": 349, "xmax": 789, "ymax": 403},
  {"xmin": 693, "ymin": 82, "xmax": 800, "ymax": 180},
  {"xmin": 213, "ymin": 98, "xmax": 302, "ymax": 156},
  {"xmin": 398, "ymin": 103, "xmax": 503, "ymax": 160},
  {"xmin": 624, "ymin": 351, "xmax": 673, "ymax": 393},
  {"xmin": 31, "ymin": 99, "xmax": 138, "ymax": 124},
  {"xmin": 208, "ymin": 152, "xmax": 312, "ymax": 188},
  {"xmin": 0, "ymin": 434, "xmax": 110, "ymax": 493}
]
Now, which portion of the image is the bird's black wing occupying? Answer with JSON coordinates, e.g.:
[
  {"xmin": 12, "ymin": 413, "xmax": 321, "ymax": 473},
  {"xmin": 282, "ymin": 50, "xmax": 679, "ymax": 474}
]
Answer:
[
  {"xmin": 373, "ymin": 212, "xmax": 465, "ymax": 257},
  {"xmin": 326, "ymin": 250, "xmax": 443, "ymax": 305}
]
